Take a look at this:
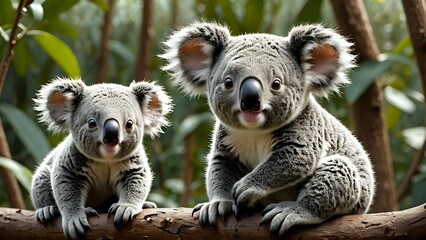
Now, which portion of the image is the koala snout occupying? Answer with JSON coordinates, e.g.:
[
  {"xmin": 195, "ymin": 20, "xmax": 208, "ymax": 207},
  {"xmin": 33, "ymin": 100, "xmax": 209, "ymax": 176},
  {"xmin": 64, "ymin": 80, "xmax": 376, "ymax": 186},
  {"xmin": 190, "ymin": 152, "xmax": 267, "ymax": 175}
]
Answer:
[
  {"xmin": 240, "ymin": 78, "xmax": 262, "ymax": 112},
  {"xmin": 103, "ymin": 118, "xmax": 119, "ymax": 145}
]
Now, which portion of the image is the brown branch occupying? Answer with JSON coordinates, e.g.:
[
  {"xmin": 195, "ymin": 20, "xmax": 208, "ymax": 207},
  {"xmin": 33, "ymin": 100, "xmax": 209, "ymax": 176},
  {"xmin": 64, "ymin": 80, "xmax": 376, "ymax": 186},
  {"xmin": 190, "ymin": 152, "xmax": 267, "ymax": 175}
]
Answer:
[
  {"xmin": 398, "ymin": 137, "xmax": 426, "ymax": 201},
  {"xmin": 0, "ymin": 0, "xmax": 27, "ymax": 209},
  {"xmin": 0, "ymin": 0, "xmax": 26, "ymax": 94},
  {"xmin": 134, "ymin": 0, "xmax": 154, "ymax": 81},
  {"xmin": 402, "ymin": 0, "xmax": 426, "ymax": 96},
  {"xmin": 0, "ymin": 205, "xmax": 426, "ymax": 239},
  {"xmin": 95, "ymin": 0, "xmax": 115, "ymax": 84},
  {"xmin": 330, "ymin": 0, "xmax": 398, "ymax": 212}
]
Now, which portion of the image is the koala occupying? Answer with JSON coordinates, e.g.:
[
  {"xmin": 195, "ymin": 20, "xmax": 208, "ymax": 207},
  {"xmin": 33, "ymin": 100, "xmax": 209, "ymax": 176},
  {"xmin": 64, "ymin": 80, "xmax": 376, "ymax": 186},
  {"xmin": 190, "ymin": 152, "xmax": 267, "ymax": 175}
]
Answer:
[
  {"xmin": 162, "ymin": 22, "xmax": 375, "ymax": 236},
  {"xmin": 31, "ymin": 78, "xmax": 172, "ymax": 239}
]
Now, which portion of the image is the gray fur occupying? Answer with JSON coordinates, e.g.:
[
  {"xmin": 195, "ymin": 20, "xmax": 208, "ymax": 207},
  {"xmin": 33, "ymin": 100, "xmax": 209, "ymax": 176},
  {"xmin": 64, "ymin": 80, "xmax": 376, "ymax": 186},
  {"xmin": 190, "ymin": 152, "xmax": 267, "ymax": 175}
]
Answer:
[
  {"xmin": 31, "ymin": 78, "xmax": 172, "ymax": 239},
  {"xmin": 162, "ymin": 22, "xmax": 374, "ymax": 236}
]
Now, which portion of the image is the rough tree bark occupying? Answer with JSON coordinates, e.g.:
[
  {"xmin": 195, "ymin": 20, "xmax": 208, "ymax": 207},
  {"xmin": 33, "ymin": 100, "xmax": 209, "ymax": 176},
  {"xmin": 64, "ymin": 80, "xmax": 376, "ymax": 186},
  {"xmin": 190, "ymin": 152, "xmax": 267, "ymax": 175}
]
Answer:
[
  {"xmin": 330, "ymin": 0, "xmax": 398, "ymax": 212},
  {"xmin": 398, "ymin": 0, "xmax": 426, "ymax": 201},
  {"xmin": 134, "ymin": 0, "xmax": 153, "ymax": 81},
  {"xmin": 0, "ymin": 0, "xmax": 27, "ymax": 209},
  {"xmin": 0, "ymin": 204, "xmax": 425, "ymax": 239},
  {"xmin": 95, "ymin": 0, "xmax": 115, "ymax": 84}
]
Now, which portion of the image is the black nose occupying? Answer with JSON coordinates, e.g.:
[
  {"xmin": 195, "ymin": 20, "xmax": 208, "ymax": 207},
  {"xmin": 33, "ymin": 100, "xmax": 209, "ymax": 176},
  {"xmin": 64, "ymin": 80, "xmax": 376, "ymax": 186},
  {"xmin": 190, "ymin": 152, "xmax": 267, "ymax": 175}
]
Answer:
[
  {"xmin": 240, "ymin": 78, "xmax": 262, "ymax": 111},
  {"xmin": 103, "ymin": 118, "xmax": 119, "ymax": 145}
]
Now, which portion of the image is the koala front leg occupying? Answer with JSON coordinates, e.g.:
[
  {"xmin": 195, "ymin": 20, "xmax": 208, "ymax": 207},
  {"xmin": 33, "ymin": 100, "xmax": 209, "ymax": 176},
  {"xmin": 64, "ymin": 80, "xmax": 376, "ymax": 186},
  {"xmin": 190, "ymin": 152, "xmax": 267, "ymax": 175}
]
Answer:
[
  {"xmin": 52, "ymin": 166, "xmax": 99, "ymax": 239},
  {"xmin": 232, "ymin": 144, "xmax": 317, "ymax": 209},
  {"xmin": 108, "ymin": 162, "xmax": 152, "ymax": 229},
  {"xmin": 193, "ymin": 153, "xmax": 248, "ymax": 228}
]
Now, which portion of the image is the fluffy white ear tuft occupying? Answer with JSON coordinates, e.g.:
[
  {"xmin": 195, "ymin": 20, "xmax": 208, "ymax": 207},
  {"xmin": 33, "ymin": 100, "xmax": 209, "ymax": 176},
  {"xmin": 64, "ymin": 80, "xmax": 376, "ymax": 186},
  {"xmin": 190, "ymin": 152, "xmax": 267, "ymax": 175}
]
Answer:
[
  {"xmin": 130, "ymin": 81, "xmax": 173, "ymax": 138},
  {"xmin": 288, "ymin": 24, "xmax": 356, "ymax": 97},
  {"xmin": 34, "ymin": 78, "xmax": 85, "ymax": 134},
  {"xmin": 160, "ymin": 21, "xmax": 230, "ymax": 96}
]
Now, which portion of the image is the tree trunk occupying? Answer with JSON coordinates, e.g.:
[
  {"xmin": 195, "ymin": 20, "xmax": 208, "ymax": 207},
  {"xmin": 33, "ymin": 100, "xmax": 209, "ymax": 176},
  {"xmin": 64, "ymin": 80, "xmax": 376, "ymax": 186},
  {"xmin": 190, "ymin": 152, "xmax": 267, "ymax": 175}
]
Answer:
[
  {"xmin": 0, "ymin": 0, "xmax": 27, "ymax": 209},
  {"xmin": 179, "ymin": 133, "xmax": 193, "ymax": 206},
  {"xmin": 1, "ymin": 204, "xmax": 425, "ymax": 239},
  {"xmin": 171, "ymin": 0, "xmax": 178, "ymax": 30},
  {"xmin": 398, "ymin": 0, "xmax": 426, "ymax": 201},
  {"xmin": 95, "ymin": 0, "xmax": 115, "ymax": 84},
  {"xmin": 135, "ymin": 0, "xmax": 154, "ymax": 81},
  {"xmin": 0, "ymin": 119, "xmax": 25, "ymax": 209},
  {"xmin": 330, "ymin": 0, "xmax": 398, "ymax": 213}
]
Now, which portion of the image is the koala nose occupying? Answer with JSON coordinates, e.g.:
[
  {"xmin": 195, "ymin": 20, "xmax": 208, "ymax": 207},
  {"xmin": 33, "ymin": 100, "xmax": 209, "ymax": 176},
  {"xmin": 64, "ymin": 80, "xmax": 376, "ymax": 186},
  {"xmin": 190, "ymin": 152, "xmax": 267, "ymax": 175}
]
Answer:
[
  {"xmin": 103, "ymin": 118, "xmax": 119, "ymax": 145},
  {"xmin": 240, "ymin": 78, "xmax": 262, "ymax": 111}
]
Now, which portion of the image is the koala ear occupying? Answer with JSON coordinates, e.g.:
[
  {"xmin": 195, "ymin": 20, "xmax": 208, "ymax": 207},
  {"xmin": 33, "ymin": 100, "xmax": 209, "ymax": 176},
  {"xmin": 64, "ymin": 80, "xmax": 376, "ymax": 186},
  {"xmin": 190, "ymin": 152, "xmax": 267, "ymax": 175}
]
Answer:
[
  {"xmin": 161, "ymin": 22, "xmax": 230, "ymax": 96},
  {"xmin": 130, "ymin": 81, "xmax": 172, "ymax": 137},
  {"xmin": 288, "ymin": 24, "xmax": 356, "ymax": 97},
  {"xmin": 34, "ymin": 78, "xmax": 85, "ymax": 133}
]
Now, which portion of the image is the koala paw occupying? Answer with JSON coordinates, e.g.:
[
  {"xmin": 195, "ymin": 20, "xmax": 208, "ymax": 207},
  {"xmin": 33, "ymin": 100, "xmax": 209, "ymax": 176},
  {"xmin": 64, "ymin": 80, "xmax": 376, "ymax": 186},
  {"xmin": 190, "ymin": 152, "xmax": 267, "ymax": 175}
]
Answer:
[
  {"xmin": 36, "ymin": 205, "xmax": 60, "ymax": 225},
  {"xmin": 62, "ymin": 207, "xmax": 99, "ymax": 240},
  {"xmin": 192, "ymin": 200, "xmax": 238, "ymax": 228},
  {"xmin": 232, "ymin": 176, "xmax": 265, "ymax": 209},
  {"xmin": 108, "ymin": 203, "xmax": 142, "ymax": 229},
  {"xmin": 260, "ymin": 201, "xmax": 323, "ymax": 237},
  {"xmin": 142, "ymin": 201, "xmax": 157, "ymax": 209}
]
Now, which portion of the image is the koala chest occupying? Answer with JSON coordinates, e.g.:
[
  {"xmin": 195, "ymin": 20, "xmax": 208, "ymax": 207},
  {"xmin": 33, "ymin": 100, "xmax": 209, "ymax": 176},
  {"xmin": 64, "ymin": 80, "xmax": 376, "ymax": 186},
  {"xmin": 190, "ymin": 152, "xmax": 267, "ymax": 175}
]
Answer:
[
  {"xmin": 84, "ymin": 163, "xmax": 123, "ymax": 206},
  {"xmin": 222, "ymin": 129, "xmax": 273, "ymax": 168}
]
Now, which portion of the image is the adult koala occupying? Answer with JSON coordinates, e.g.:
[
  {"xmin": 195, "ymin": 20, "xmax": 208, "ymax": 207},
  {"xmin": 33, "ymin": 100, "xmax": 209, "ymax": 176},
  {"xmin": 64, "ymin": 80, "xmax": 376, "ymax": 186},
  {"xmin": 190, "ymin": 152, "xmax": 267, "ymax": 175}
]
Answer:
[
  {"xmin": 162, "ymin": 22, "xmax": 375, "ymax": 236},
  {"xmin": 31, "ymin": 78, "xmax": 172, "ymax": 239}
]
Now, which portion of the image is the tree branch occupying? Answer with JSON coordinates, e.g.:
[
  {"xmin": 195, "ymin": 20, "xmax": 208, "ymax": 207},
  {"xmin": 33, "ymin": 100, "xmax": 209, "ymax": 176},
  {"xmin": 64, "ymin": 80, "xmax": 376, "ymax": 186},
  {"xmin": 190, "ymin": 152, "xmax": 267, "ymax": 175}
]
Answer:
[
  {"xmin": 1, "ymin": 205, "xmax": 425, "ymax": 239},
  {"xmin": 330, "ymin": 0, "xmax": 398, "ymax": 212},
  {"xmin": 95, "ymin": 0, "xmax": 115, "ymax": 84}
]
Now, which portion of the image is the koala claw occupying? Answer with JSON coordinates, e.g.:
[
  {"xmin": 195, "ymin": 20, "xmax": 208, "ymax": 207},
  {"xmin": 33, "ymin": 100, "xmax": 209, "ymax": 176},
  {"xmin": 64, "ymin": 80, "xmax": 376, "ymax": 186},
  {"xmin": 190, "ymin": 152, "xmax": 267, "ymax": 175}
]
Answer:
[
  {"xmin": 36, "ymin": 205, "xmax": 60, "ymax": 224},
  {"xmin": 63, "ymin": 207, "xmax": 97, "ymax": 240},
  {"xmin": 261, "ymin": 201, "xmax": 322, "ymax": 237},
  {"xmin": 142, "ymin": 201, "xmax": 157, "ymax": 209},
  {"xmin": 108, "ymin": 203, "xmax": 141, "ymax": 229},
  {"xmin": 192, "ymin": 200, "xmax": 237, "ymax": 228},
  {"xmin": 232, "ymin": 177, "xmax": 263, "ymax": 209}
]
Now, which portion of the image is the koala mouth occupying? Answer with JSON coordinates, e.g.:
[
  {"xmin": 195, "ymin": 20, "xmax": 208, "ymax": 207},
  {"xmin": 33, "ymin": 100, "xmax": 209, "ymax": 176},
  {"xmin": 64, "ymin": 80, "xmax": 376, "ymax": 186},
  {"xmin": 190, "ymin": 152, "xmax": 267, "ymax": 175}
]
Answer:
[
  {"xmin": 101, "ymin": 143, "xmax": 120, "ymax": 157},
  {"xmin": 238, "ymin": 111, "xmax": 265, "ymax": 128}
]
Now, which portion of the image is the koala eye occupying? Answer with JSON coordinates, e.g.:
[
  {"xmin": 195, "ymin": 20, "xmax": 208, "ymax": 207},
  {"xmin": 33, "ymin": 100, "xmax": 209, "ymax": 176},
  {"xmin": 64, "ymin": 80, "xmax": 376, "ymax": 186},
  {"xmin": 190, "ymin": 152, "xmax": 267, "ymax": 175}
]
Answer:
[
  {"xmin": 88, "ymin": 119, "xmax": 97, "ymax": 129},
  {"xmin": 224, "ymin": 77, "xmax": 234, "ymax": 90},
  {"xmin": 271, "ymin": 79, "xmax": 282, "ymax": 91},
  {"xmin": 125, "ymin": 119, "xmax": 133, "ymax": 131}
]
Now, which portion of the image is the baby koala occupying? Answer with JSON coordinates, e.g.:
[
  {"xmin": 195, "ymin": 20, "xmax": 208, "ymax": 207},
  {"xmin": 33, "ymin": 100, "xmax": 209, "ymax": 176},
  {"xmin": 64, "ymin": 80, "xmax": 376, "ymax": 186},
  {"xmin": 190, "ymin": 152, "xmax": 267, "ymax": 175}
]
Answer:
[{"xmin": 31, "ymin": 78, "xmax": 172, "ymax": 239}]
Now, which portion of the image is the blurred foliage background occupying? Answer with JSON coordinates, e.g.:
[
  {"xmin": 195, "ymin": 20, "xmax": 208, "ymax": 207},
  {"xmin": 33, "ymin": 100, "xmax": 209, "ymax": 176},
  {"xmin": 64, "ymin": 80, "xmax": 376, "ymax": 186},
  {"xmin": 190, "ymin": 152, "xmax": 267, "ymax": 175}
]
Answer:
[{"xmin": 0, "ymin": 0, "xmax": 424, "ymax": 210}]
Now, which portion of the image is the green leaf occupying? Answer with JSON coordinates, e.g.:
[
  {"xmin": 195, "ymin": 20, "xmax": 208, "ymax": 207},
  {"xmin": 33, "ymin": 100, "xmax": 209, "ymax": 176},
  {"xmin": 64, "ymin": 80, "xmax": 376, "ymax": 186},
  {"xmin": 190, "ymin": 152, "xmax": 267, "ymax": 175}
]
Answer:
[
  {"xmin": 89, "ymin": 0, "xmax": 109, "ymax": 11},
  {"xmin": 29, "ymin": 30, "xmax": 81, "ymax": 77},
  {"xmin": 172, "ymin": 112, "xmax": 213, "ymax": 145},
  {"xmin": 0, "ymin": 104, "xmax": 51, "ymax": 162},
  {"xmin": 39, "ymin": 17, "xmax": 78, "ymax": 39},
  {"xmin": 295, "ymin": 0, "xmax": 323, "ymax": 24},
  {"xmin": 346, "ymin": 53, "xmax": 415, "ymax": 104},
  {"xmin": 42, "ymin": 0, "xmax": 79, "ymax": 19},
  {"xmin": 0, "ymin": 157, "xmax": 33, "ymax": 193},
  {"xmin": 384, "ymin": 87, "xmax": 415, "ymax": 113},
  {"xmin": 346, "ymin": 60, "xmax": 392, "ymax": 104},
  {"xmin": 243, "ymin": 0, "xmax": 264, "ymax": 32},
  {"xmin": 218, "ymin": 0, "xmax": 241, "ymax": 34}
]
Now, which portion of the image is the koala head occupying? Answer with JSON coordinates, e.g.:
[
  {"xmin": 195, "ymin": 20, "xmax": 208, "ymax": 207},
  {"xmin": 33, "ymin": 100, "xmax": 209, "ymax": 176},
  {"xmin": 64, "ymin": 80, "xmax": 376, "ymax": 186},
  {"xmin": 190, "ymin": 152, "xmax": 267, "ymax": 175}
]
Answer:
[
  {"xmin": 35, "ymin": 78, "xmax": 172, "ymax": 162},
  {"xmin": 162, "ymin": 22, "xmax": 355, "ymax": 131}
]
